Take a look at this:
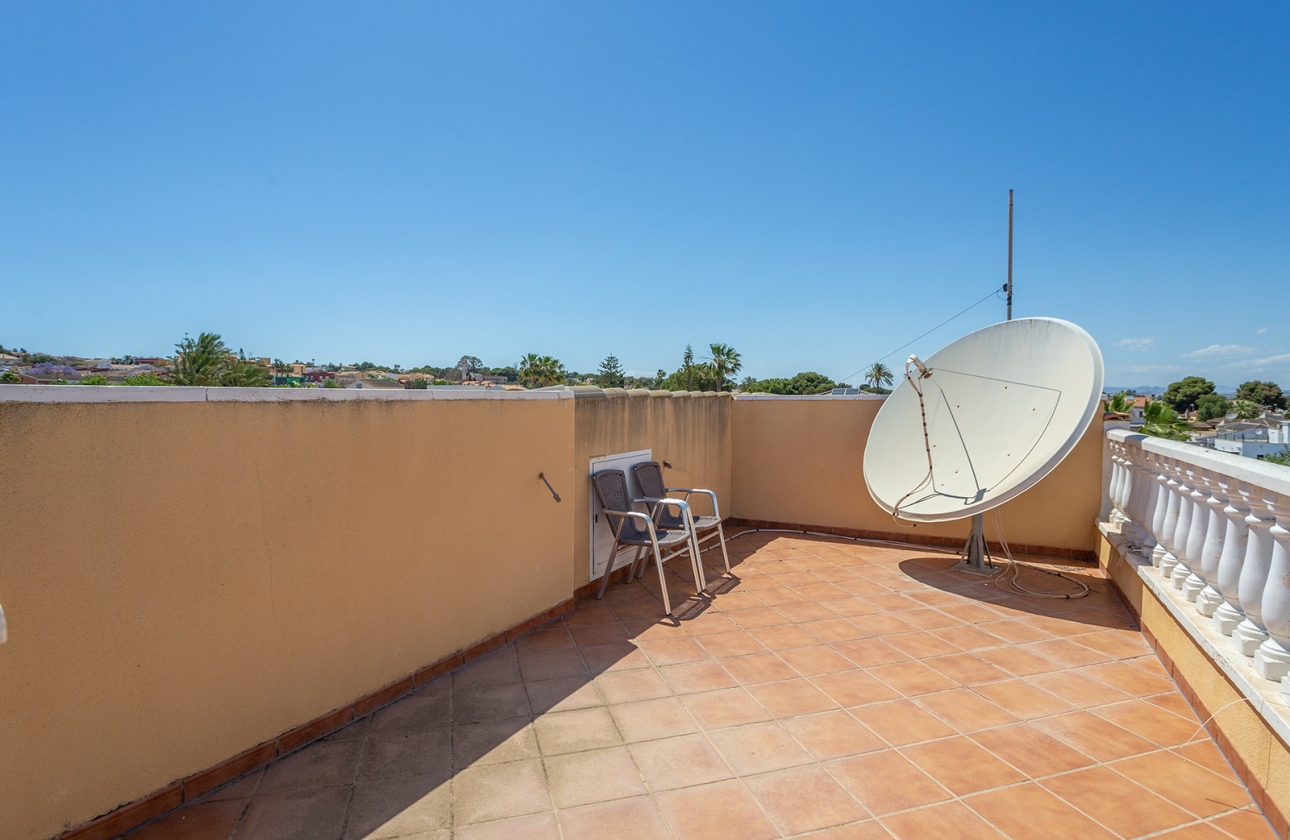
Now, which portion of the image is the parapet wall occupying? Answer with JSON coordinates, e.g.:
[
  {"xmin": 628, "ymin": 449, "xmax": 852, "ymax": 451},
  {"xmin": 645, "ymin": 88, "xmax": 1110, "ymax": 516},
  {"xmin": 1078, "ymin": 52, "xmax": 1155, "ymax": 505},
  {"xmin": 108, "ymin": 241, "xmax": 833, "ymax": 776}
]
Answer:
[
  {"xmin": 729, "ymin": 394, "xmax": 1103, "ymax": 556},
  {"xmin": 0, "ymin": 385, "xmax": 1101, "ymax": 839}
]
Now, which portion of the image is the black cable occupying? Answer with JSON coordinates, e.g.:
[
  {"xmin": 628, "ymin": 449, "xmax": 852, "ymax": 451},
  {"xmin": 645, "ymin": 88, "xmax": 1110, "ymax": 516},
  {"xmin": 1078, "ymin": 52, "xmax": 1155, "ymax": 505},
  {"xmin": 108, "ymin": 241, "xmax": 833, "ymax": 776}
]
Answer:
[{"xmin": 839, "ymin": 285, "xmax": 1006, "ymax": 388}]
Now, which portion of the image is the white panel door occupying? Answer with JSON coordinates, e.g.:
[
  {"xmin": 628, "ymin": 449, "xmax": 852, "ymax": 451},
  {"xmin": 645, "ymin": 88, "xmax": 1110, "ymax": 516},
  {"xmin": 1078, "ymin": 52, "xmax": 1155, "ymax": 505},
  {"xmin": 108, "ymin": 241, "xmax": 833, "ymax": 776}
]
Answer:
[{"xmin": 589, "ymin": 449, "xmax": 652, "ymax": 580}]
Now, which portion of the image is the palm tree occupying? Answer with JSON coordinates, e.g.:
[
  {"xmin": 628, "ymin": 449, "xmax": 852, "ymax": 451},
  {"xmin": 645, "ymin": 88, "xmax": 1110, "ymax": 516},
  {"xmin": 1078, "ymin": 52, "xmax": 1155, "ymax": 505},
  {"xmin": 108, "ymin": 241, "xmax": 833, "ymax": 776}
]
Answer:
[
  {"xmin": 173, "ymin": 333, "xmax": 230, "ymax": 386},
  {"xmin": 518, "ymin": 354, "xmax": 566, "ymax": 388},
  {"xmin": 1104, "ymin": 391, "xmax": 1131, "ymax": 414},
  {"xmin": 222, "ymin": 359, "xmax": 272, "ymax": 387},
  {"xmin": 708, "ymin": 343, "xmax": 742, "ymax": 391},
  {"xmin": 864, "ymin": 362, "xmax": 894, "ymax": 393},
  {"xmin": 1231, "ymin": 399, "xmax": 1260, "ymax": 420},
  {"xmin": 1140, "ymin": 399, "xmax": 1192, "ymax": 441}
]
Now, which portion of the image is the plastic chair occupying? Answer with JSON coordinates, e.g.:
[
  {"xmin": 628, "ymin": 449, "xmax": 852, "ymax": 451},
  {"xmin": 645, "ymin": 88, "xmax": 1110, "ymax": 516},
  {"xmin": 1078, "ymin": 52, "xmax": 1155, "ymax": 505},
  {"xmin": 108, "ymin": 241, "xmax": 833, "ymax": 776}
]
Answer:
[
  {"xmin": 590, "ymin": 469, "xmax": 704, "ymax": 617},
  {"xmin": 631, "ymin": 461, "xmax": 732, "ymax": 592}
]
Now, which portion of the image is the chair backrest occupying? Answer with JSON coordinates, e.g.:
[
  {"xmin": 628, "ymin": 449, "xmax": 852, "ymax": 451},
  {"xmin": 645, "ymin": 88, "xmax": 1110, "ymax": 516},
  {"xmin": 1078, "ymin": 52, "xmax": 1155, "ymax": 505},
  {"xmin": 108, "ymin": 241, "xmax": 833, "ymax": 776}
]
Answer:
[
  {"xmin": 591, "ymin": 469, "xmax": 648, "ymax": 540},
  {"xmin": 632, "ymin": 461, "xmax": 666, "ymax": 500},
  {"xmin": 632, "ymin": 461, "xmax": 684, "ymax": 529}
]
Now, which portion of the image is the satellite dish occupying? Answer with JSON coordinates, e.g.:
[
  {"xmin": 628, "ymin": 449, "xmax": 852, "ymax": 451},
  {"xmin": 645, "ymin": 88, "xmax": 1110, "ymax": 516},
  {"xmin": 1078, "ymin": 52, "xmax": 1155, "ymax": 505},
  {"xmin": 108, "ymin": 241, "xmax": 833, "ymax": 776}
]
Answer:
[{"xmin": 863, "ymin": 317, "xmax": 1104, "ymax": 571}]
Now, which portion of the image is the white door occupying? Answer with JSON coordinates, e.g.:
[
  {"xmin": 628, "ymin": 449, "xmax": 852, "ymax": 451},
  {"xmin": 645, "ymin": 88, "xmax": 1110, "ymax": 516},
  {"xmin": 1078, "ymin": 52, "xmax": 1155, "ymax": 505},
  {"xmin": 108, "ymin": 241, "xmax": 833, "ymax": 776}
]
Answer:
[{"xmin": 589, "ymin": 449, "xmax": 652, "ymax": 580}]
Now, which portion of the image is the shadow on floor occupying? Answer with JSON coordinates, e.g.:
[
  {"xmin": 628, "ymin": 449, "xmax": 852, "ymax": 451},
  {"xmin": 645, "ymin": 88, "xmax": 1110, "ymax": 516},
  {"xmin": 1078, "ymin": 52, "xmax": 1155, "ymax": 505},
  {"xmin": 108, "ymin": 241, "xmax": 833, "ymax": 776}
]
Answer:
[{"xmin": 120, "ymin": 530, "xmax": 1272, "ymax": 840}]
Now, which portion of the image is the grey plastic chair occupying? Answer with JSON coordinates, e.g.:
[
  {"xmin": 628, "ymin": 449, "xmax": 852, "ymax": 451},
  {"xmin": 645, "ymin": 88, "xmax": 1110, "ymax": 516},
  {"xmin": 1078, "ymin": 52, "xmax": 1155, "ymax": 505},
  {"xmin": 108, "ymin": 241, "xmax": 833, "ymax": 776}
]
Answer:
[
  {"xmin": 590, "ymin": 469, "xmax": 703, "ymax": 617},
  {"xmin": 631, "ymin": 461, "xmax": 732, "ymax": 592}
]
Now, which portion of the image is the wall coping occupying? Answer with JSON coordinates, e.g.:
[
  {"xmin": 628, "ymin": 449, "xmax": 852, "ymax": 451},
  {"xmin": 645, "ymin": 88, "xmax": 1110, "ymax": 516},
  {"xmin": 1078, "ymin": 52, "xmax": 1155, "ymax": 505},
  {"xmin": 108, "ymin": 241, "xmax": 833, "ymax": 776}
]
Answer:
[
  {"xmin": 733, "ymin": 393, "xmax": 886, "ymax": 401},
  {"xmin": 0, "ymin": 385, "xmax": 573, "ymax": 404}
]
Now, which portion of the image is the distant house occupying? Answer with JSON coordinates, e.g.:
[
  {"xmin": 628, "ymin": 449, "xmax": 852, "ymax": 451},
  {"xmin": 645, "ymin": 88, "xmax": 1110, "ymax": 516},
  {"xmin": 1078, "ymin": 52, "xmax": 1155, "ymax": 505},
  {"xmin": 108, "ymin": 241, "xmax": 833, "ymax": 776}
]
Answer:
[
  {"xmin": 1212, "ymin": 415, "xmax": 1290, "ymax": 460},
  {"xmin": 467, "ymin": 372, "xmax": 508, "ymax": 384}
]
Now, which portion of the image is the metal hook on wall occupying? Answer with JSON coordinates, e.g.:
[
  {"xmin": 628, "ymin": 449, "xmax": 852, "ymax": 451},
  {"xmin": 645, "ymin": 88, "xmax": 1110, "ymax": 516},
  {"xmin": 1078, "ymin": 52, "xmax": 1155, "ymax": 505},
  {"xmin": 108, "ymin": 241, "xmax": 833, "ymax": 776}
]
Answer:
[{"xmin": 538, "ymin": 473, "xmax": 562, "ymax": 503}]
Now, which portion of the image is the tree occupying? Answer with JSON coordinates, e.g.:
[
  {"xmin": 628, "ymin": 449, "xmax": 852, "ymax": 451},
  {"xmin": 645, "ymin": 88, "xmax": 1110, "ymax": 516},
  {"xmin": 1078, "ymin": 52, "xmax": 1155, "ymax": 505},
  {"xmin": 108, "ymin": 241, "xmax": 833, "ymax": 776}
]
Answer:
[
  {"xmin": 1230, "ymin": 398, "xmax": 1260, "ymax": 420},
  {"xmin": 708, "ymin": 343, "xmax": 742, "ymax": 391},
  {"xmin": 222, "ymin": 359, "xmax": 272, "ymax": 387},
  {"xmin": 1237, "ymin": 381, "xmax": 1286, "ymax": 410},
  {"xmin": 597, "ymin": 354, "xmax": 626, "ymax": 388},
  {"xmin": 682, "ymin": 345, "xmax": 695, "ymax": 391},
  {"xmin": 78, "ymin": 374, "xmax": 109, "ymax": 385},
  {"xmin": 1266, "ymin": 448, "xmax": 1290, "ymax": 467},
  {"xmin": 0, "ymin": 371, "xmax": 19, "ymax": 384},
  {"xmin": 744, "ymin": 371, "xmax": 839, "ymax": 395},
  {"xmin": 321, "ymin": 377, "xmax": 342, "ymax": 389},
  {"xmin": 405, "ymin": 378, "xmax": 429, "ymax": 390},
  {"xmin": 865, "ymin": 363, "xmax": 894, "ymax": 393},
  {"xmin": 738, "ymin": 376, "xmax": 758, "ymax": 391},
  {"xmin": 1140, "ymin": 399, "xmax": 1192, "ymax": 441},
  {"xmin": 1162, "ymin": 376, "xmax": 1215, "ymax": 413},
  {"xmin": 272, "ymin": 359, "xmax": 292, "ymax": 374},
  {"xmin": 173, "ymin": 333, "xmax": 231, "ymax": 386},
  {"xmin": 1195, "ymin": 393, "xmax": 1230, "ymax": 422},
  {"xmin": 1104, "ymin": 391, "xmax": 1132, "ymax": 414},
  {"xmin": 518, "ymin": 353, "xmax": 566, "ymax": 388},
  {"xmin": 123, "ymin": 372, "xmax": 171, "ymax": 386}
]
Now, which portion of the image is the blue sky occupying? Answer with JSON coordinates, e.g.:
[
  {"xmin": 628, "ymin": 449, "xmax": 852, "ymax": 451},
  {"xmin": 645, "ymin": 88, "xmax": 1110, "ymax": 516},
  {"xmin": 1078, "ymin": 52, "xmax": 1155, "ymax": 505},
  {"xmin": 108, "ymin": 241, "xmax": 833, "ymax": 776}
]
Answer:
[{"xmin": 1, "ymin": 2, "xmax": 1286, "ymax": 387}]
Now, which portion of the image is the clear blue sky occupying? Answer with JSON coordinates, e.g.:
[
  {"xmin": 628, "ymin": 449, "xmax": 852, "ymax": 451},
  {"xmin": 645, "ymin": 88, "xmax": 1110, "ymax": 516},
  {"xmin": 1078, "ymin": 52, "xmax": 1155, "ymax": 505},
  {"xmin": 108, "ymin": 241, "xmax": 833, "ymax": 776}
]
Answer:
[{"xmin": 1, "ymin": 2, "xmax": 1286, "ymax": 387}]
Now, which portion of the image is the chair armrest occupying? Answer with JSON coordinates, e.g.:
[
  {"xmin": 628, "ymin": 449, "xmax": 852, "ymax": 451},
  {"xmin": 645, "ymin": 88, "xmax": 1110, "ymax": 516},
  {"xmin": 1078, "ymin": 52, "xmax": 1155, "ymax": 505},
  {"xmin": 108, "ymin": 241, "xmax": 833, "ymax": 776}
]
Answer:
[
  {"xmin": 600, "ymin": 509, "xmax": 658, "ymax": 540},
  {"xmin": 667, "ymin": 488, "xmax": 721, "ymax": 519},
  {"xmin": 635, "ymin": 496, "xmax": 696, "ymax": 524}
]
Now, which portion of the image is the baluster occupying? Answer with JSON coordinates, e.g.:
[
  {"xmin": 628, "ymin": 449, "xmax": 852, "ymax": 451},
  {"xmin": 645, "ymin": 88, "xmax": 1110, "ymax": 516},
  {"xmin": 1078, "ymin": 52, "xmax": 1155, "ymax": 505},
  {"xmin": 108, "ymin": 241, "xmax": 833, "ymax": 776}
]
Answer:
[
  {"xmin": 1158, "ymin": 460, "xmax": 1183, "ymax": 577},
  {"xmin": 1169, "ymin": 465, "xmax": 1196, "ymax": 589},
  {"xmin": 1256, "ymin": 493, "xmax": 1290, "ymax": 681},
  {"xmin": 1195, "ymin": 471, "xmax": 1229, "ymax": 616},
  {"xmin": 1108, "ymin": 444, "xmax": 1127, "ymax": 527},
  {"xmin": 1134, "ymin": 449, "xmax": 1160, "ymax": 555},
  {"xmin": 1234, "ymin": 482, "xmax": 1278, "ymax": 656},
  {"xmin": 1149, "ymin": 454, "xmax": 1170, "ymax": 567},
  {"xmin": 1214, "ymin": 480, "xmax": 1251, "ymax": 635},
  {"xmin": 1122, "ymin": 447, "xmax": 1143, "ymax": 542},
  {"xmin": 1181, "ymin": 469, "xmax": 1212, "ymax": 602}
]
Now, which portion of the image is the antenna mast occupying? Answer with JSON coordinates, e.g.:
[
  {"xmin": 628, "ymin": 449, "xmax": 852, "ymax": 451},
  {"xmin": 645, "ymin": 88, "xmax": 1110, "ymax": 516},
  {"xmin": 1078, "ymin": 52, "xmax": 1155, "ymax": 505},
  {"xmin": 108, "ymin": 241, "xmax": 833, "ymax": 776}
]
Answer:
[{"xmin": 1006, "ymin": 189, "xmax": 1014, "ymax": 321}]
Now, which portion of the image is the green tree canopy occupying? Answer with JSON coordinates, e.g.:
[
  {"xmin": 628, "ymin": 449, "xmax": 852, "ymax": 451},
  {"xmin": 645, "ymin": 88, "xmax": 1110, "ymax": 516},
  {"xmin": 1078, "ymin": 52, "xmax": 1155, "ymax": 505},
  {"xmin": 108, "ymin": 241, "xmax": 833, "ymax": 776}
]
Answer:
[
  {"xmin": 173, "ymin": 333, "xmax": 231, "ymax": 386},
  {"xmin": 1140, "ymin": 399, "xmax": 1192, "ymax": 441},
  {"xmin": 865, "ymin": 363, "xmax": 894, "ymax": 392},
  {"xmin": 743, "ymin": 371, "xmax": 840, "ymax": 395},
  {"xmin": 1230, "ymin": 398, "xmax": 1260, "ymax": 420},
  {"xmin": 518, "ymin": 353, "xmax": 566, "ymax": 388},
  {"xmin": 1162, "ymin": 376, "xmax": 1216, "ymax": 412},
  {"xmin": 708, "ymin": 343, "xmax": 742, "ymax": 391},
  {"xmin": 1236, "ymin": 380, "xmax": 1286, "ymax": 410},
  {"xmin": 596, "ymin": 354, "xmax": 626, "ymax": 389},
  {"xmin": 223, "ymin": 359, "xmax": 272, "ymax": 387},
  {"xmin": 1195, "ymin": 393, "xmax": 1230, "ymax": 422}
]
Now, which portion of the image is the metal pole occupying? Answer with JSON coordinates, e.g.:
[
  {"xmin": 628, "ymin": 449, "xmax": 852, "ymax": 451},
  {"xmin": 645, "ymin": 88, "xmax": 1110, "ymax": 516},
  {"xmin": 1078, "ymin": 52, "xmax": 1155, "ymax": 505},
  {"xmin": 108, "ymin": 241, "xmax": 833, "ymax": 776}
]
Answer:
[{"xmin": 1006, "ymin": 189, "xmax": 1014, "ymax": 321}]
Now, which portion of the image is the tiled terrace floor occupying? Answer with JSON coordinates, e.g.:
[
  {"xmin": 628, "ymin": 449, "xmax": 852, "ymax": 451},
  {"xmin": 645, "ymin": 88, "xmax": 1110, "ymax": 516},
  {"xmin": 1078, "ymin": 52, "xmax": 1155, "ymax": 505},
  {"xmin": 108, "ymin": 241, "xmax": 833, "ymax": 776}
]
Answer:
[{"xmin": 126, "ymin": 532, "xmax": 1276, "ymax": 839}]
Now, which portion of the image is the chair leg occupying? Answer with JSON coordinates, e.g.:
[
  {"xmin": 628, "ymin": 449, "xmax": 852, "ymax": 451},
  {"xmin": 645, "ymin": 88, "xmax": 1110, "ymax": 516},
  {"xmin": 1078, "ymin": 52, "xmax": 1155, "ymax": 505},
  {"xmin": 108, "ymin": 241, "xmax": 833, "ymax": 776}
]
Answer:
[
  {"xmin": 688, "ymin": 531, "xmax": 709, "ymax": 595},
  {"xmin": 597, "ymin": 540, "xmax": 623, "ymax": 600},
  {"xmin": 628, "ymin": 545, "xmax": 646, "ymax": 580},
  {"xmin": 650, "ymin": 542, "xmax": 673, "ymax": 616},
  {"xmin": 716, "ymin": 521, "xmax": 732, "ymax": 575}
]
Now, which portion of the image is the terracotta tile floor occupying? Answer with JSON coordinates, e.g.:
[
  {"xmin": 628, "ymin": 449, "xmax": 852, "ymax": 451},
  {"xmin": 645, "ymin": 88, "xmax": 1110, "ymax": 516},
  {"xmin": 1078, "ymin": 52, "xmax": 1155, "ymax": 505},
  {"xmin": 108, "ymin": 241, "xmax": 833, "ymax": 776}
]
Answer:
[{"xmin": 124, "ymin": 532, "xmax": 1277, "ymax": 839}]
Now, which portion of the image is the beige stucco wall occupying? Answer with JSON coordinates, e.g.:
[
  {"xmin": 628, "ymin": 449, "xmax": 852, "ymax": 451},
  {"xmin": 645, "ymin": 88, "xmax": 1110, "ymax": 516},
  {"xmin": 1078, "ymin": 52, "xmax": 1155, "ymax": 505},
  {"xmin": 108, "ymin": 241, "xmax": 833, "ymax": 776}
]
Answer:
[
  {"xmin": 0, "ymin": 395, "xmax": 575, "ymax": 840},
  {"xmin": 572, "ymin": 392, "xmax": 732, "ymax": 589},
  {"xmin": 729, "ymin": 395, "xmax": 1103, "ymax": 554},
  {"xmin": 1, "ymin": 387, "xmax": 1104, "ymax": 839}
]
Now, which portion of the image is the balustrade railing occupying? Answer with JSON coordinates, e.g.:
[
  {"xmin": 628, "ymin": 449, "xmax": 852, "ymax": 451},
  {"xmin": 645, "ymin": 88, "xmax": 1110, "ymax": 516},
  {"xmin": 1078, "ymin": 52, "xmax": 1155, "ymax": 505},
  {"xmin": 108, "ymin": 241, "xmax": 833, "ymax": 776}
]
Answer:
[{"xmin": 1105, "ymin": 428, "xmax": 1290, "ymax": 695}]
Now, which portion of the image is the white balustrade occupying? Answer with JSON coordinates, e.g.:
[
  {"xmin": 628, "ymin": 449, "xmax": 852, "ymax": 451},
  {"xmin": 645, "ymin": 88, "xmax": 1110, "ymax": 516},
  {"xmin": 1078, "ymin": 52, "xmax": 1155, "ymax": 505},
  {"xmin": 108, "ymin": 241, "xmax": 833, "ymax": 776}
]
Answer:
[
  {"xmin": 1255, "ymin": 494, "xmax": 1290, "ymax": 682},
  {"xmin": 1181, "ymin": 470, "xmax": 1211, "ymax": 602},
  {"xmin": 1104, "ymin": 428, "xmax": 1290, "ymax": 689},
  {"xmin": 1235, "ymin": 484, "xmax": 1276, "ymax": 656},
  {"xmin": 1159, "ymin": 461, "xmax": 1183, "ymax": 578},
  {"xmin": 1195, "ymin": 473, "xmax": 1228, "ymax": 616},
  {"xmin": 1214, "ymin": 479, "xmax": 1251, "ymax": 635}
]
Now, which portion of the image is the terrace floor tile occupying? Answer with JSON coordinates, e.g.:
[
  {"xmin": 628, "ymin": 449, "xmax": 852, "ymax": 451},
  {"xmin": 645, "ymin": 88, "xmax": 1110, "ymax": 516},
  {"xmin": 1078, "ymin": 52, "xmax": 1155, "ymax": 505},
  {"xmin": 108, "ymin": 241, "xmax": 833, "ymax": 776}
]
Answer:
[{"xmin": 123, "ymin": 533, "xmax": 1270, "ymax": 840}]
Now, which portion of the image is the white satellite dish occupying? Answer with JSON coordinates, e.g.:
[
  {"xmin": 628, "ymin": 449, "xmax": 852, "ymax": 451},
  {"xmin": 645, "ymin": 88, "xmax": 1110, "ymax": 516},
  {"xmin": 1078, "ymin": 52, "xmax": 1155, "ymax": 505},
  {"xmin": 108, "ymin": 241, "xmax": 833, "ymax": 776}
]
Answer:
[{"xmin": 863, "ymin": 317, "xmax": 1104, "ymax": 572}]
